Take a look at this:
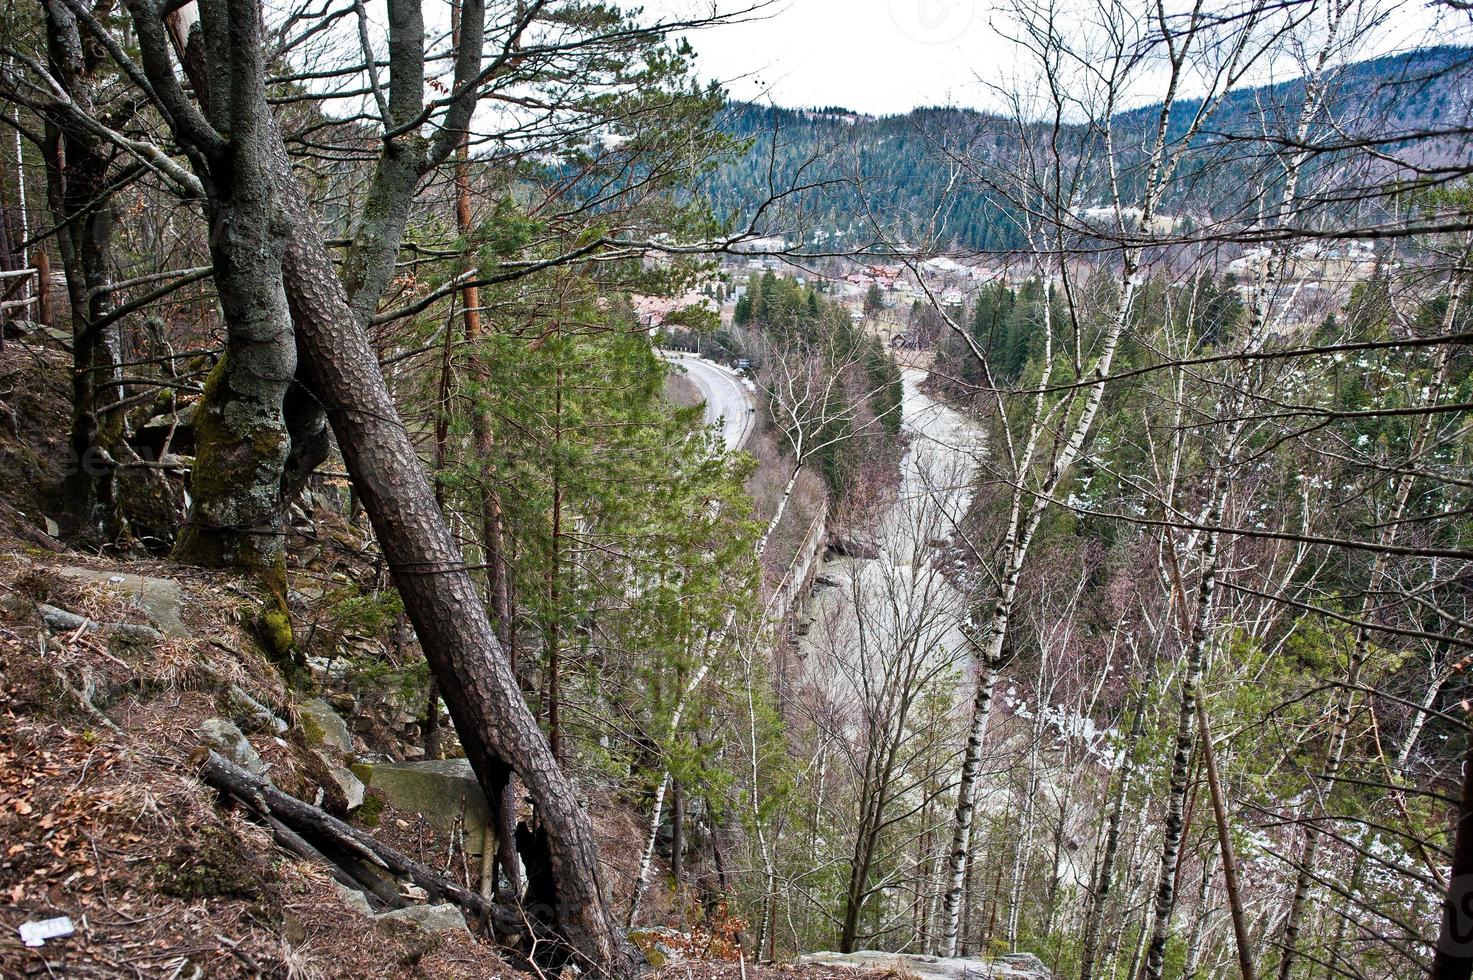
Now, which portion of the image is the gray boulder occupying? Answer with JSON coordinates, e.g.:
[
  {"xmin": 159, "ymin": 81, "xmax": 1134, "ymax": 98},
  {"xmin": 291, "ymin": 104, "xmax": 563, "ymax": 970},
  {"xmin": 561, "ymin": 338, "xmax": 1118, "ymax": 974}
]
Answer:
[
  {"xmin": 36, "ymin": 603, "xmax": 162, "ymax": 644},
  {"xmin": 54, "ymin": 568, "xmax": 186, "ymax": 636},
  {"xmin": 200, "ymin": 718, "xmax": 266, "ymax": 775},
  {"xmin": 334, "ymin": 883, "xmax": 374, "ymax": 916},
  {"xmin": 334, "ymin": 886, "xmax": 470, "ymax": 937},
  {"xmin": 995, "ymin": 955, "xmax": 1050, "ymax": 978},
  {"xmin": 377, "ymin": 903, "xmax": 468, "ymax": 934},
  {"xmin": 298, "ymin": 697, "xmax": 353, "ymax": 755},
  {"xmin": 226, "ymin": 686, "xmax": 288, "ymax": 735},
  {"xmin": 352, "ymin": 758, "xmax": 490, "ymax": 855},
  {"xmin": 315, "ymin": 751, "xmax": 366, "ymax": 810},
  {"xmin": 799, "ymin": 950, "xmax": 1051, "ymax": 979}
]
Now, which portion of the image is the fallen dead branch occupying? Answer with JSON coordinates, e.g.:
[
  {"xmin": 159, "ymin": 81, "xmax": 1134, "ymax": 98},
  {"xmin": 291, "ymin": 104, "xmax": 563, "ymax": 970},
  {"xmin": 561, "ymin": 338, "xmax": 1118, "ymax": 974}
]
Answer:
[{"xmin": 193, "ymin": 749, "xmax": 525, "ymax": 934}]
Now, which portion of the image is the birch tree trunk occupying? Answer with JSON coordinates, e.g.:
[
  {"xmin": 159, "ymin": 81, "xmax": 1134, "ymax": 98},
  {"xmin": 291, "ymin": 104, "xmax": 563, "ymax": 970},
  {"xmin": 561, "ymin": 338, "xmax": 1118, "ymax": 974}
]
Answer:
[
  {"xmin": 938, "ymin": 653, "xmax": 1003, "ymax": 954},
  {"xmin": 1078, "ymin": 676, "xmax": 1151, "ymax": 980},
  {"xmin": 931, "ymin": 6, "xmax": 1241, "ymax": 929},
  {"xmin": 937, "ymin": 265, "xmax": 1132, "ymax": 955},
  {"xmin": 1143, "ymin": 513, "xmax": 1222, "ymax": 980}
]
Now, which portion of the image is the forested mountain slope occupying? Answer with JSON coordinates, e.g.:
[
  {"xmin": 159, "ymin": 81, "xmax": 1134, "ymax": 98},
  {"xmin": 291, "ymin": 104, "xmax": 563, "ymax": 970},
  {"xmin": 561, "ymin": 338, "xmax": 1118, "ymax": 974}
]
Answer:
[{"xmin": 700, "ymin": 45, "xmax": 1473, "ymax": 251}]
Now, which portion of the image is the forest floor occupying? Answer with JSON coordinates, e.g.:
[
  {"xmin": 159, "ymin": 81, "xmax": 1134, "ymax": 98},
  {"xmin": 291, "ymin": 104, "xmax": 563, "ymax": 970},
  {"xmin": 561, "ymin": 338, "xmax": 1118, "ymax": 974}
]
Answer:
[{"xmin": 0, "ymin": 554, "xmax": 517, "ymax": 977}]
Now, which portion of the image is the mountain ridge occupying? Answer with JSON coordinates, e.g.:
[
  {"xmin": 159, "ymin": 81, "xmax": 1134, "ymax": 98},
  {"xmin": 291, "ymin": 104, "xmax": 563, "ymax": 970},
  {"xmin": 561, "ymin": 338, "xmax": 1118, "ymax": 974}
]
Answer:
[{"xmin": 698, "ymin": 45, "xmax": 1473, "ymax": 251}]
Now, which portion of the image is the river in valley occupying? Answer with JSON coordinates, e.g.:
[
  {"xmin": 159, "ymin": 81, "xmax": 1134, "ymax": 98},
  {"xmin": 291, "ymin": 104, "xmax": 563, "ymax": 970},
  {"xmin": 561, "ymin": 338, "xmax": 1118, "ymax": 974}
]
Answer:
[
  {"xmin": 797, "ymin": 367, "xmax": 987, "ymax": 707},
  {"xmin": 792, "ymin": 364, "xmax": 1096, "ymax": 922}
]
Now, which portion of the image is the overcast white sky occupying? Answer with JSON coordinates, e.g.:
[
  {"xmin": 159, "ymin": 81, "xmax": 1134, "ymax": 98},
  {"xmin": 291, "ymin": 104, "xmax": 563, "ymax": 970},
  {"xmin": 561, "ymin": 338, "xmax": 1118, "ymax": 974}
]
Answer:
[{"xmin": 645, "ymin": 0, "xmax": 1469, "ymax": 116}]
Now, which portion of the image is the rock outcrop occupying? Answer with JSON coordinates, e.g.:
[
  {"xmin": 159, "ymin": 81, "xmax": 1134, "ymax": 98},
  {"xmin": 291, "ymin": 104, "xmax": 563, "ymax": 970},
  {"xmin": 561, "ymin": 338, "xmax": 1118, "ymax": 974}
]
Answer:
[
  {"xmin": 827, "ymin": 533, "xmax": 881, "ymax": 560},
  {"xmin": 54, "ymin": 568, "xmax": 186, "ymax": 636},
  {"xmin": 294, "ymin": 697, "xmax": 364, "ymax": 810},
  {"xmin": 799, "ymin": 950, "xmax": 1051, "ymax": 979},
  {"xmin": 298, "ymin": 697, "xmax": 354, "ymax": 754},
  {"xmin": 351, "ymin": 758, "xmax": 491, "ymax": 854},
  {"xmin": 199, "ymin": 718, "xmax": 267, "ymax": 775}
]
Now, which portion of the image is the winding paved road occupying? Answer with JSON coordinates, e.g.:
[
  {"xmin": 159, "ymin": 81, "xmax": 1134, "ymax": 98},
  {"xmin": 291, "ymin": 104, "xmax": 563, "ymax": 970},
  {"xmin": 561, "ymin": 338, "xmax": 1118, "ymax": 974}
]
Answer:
[{"xmin": 664, "ymin": 351, "xmax": 756, "ymax": 451}]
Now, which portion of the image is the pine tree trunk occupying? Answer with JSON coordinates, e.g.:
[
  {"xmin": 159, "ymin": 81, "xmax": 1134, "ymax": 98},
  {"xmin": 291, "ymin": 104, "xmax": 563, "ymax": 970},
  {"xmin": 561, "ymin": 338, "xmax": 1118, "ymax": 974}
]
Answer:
[
  {"xmin": 449, "ymin": 99, "xmax": 520, "ymax": 901},
  {"xmin": 263, "ymin": 134, "xmax": 636, "ymax": 977},
  {"xmin": 1196, "ymin": 702, "xmax": 1255, "ymax": 980},
  {"xmin": 455, "ymin": 157, "xmax": 513, "ymax": 651},
  {"xmin": 546, "ymin": 364, "xmax": 564, "ymax": 763},
  {"xmin": 671, "ymin": 777, "xmax": 685, "ymax": 887}
]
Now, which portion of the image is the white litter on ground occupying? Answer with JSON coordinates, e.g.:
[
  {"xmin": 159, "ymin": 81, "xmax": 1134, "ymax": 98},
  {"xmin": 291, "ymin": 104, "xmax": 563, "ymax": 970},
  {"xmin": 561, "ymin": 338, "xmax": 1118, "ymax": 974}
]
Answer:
[{"xmin": 18, "ymin": 916, "xmax": 75, "ymax": 947}]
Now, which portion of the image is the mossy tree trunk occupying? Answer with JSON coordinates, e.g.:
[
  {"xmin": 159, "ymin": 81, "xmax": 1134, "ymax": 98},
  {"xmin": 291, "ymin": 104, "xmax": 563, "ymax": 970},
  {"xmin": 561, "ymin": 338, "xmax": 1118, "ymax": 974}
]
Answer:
[{"xmin": 127, "ymin": 0, "xmax": 296, "ymax": 610}]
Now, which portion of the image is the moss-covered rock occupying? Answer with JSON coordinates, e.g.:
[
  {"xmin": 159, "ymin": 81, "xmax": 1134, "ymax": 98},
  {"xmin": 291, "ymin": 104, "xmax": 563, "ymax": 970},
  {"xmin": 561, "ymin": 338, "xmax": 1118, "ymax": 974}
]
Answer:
[
  {"xmin": 629, "ymin": 928, "xmax": 689, "ymax": 968},
  {"xmin": 353, "ymin": 789, "xmax": 386, "ymax": 828},
  {"xmin": 257, "ymin": 602, "xmax": 295, "ymax": 659},
  {"xmin": 298, "ymin": 697, "xmax": 353, "ymax": 753}
]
